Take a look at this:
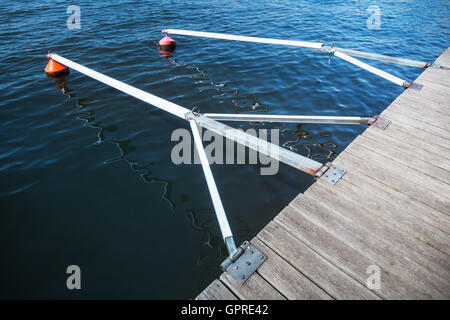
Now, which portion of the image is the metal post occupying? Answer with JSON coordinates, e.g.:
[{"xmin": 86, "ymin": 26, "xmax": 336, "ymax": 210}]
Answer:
[{"xmin": 189, "ymin": 119, "xmax": 237, "ymax": 256}]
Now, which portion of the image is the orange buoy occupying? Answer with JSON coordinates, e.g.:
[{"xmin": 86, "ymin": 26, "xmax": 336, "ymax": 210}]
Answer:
[{"xmin": 45, "ymin": 55, "xmax": 69, "ymax": 76}]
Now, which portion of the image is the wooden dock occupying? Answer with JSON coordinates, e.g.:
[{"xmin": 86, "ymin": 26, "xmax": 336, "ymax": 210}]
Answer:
[{"xmin": 196, "ymin": 48, "xmax": 450, "ymax": 300}]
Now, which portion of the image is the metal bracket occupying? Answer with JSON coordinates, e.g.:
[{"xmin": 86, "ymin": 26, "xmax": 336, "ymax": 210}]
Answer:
[
  {"xmin": 368, "ymin": 116, "xmax": 391, "ymax": 130},
  {"xmin": 220, "ymin": 241, "xmax": 267, "ymax": 284},
  {"xmin": 430, "ymin": 63, "xmax": 450, "ymax": 70},
  {"xmin": 320, "ymin": 162, "xmax": 346, "ymax": 185},
  {"xmin": 405, "ymin": 82, "xmax": 424, "ymax": 91}
]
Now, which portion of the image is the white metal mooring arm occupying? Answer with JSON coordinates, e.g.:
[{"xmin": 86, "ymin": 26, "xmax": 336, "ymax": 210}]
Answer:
[
  {"xmin": 163, "ymin": 29, "xmax": 429, "ymax": 68},
  {"xmin": 331, "ymin": 50, "xmax": 408, "ymax": 87},
  {"xmin": 48, "ymin": 53, "xmax": 190, "ymax": 119},
  {"xmin": 48, "ymin": 53, "xmax": 328, "ymax": 177},
  {"xmin": 204, "ymin": 113, "xmax": 376, "ymax": 124},
  {"xmin": 162, "ymin": 29, "xmax": 324, "ymax": 49},
  {"xmin": 163, "ymin": 29, "xmax": 419, "ymax": 87},
  {"xmin": 45, "ymin": 53, "xmax": 348, "ymax": 259},
  {"xmin": 189, "ymin": 119, "xmax": 237, "ymax": 255}
]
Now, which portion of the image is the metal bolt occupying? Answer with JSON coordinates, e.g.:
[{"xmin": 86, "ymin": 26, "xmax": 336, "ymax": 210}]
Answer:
[
  {"xmin": 260, "ymin": 255, "xmax": 264, "ymax": 260},
  {"xmin": 240, "ymin": 275, "xmax": 246, "ymax": 280},
  {"xmin": 250, "ymin": 250, "xmax": 254, "ymax": 254},
  {"xmin": 234, "ymin": 266, "xmax": 239, "ymax": 270},
  {"xmin": 246, "ymin": 261, "xmax": 251, "ymax": 266}
]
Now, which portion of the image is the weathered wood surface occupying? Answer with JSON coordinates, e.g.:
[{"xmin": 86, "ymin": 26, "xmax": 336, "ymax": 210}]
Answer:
[{"xmin": 196, "ymin": 48, "xmax": 450, "ymax": 300}]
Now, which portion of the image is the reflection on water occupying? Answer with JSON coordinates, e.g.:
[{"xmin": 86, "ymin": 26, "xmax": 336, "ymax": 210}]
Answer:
[{"xmin": 53, "ymin": 78, "xmax": 177, "ymax": 211}]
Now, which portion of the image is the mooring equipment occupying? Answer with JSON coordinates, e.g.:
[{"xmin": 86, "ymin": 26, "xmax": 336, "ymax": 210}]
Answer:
[
  {"xmin": 161, "ymin": 29, "xmax": 437, "ymax": 88},
  {"xmin": 44, "ymin": 26, "xmax": 428, "ymax": 282}
]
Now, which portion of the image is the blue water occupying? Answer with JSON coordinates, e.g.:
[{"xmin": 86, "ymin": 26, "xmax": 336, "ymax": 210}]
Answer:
[{"xmin": 0, "ymin": 1, "xmax": 448, "ymax": 299}]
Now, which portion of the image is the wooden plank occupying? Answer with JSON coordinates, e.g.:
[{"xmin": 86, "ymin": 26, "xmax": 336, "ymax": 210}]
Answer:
[
  {"xmin": 415, "ymin": 68, "xmax": 450, "ymax": 88},
  {"xmin": 196, "ymin": 279, "xmax": 238, "ymax": 300},
  {"xmin": 345, "ymin": 142, "xmax": 450, "ymax": 198},
  {"xmin": 307, "ymin": 180, "xmax": 450, "ymax": 268},
  {"xmin": 252, "ymin": 238, "xmax": 333, "ymax": 300},
  {"xmin": 403, "ymin": 83, "xmax": 450, "ymax": 106},
  {"xmin": 392, "ymin": 96, "xmax": 450, "ymax": 121},
  {"xmin": 419, "ymin": 82, "xmax": 450, "ymax": 99},
  {"xmin": 220, "ymin": 270, "xmax": 285, "ymax": 300},
  {"xmin": 289, "ymin": 194, "xmax": 450, "ymax": 299},
  {"xmin": 417, "ymin": 72, "xmax": 450, "ymax": 88},
  {"xmin": 274, "ymin": 207, "xmax": 428, "ymax": 299},
  {"xmin": 330, "ymin": 161, "xmax": 450, "ymax": 234},
  {"xmin": 415, "ymin": 78, "xmax": 450, "ymax": 97},
  {"xmin": 388, "ymin": 102, "xmax": 450, "ymax": 131},
  {"xmin": 334, "ymin": 150, "xmax": 450, "ymax": 214},
  {"xmin": 394, "ymin": 94, "xmax": 450, "ymax": 115},
  {"xmin": 435, "ymin": 53, "xmax": 450, "ymax": 66},
  {"xmin": 379, "ymin": 118, "xmax": 450, "ymax": 153},
  {"xmin": 381, "ymin": 108, "xmax": 450, "ymax": 141},
  {"xmin": 353, "ymin": 135, "xmax": 450, "ymax": 184},
  {"xmin": 362, "ymin": 126, "xmax": 450, "ymax": 172},
  {"xmin": 258, "ymin": 220, "xmax": 381, "ymax": 300}
]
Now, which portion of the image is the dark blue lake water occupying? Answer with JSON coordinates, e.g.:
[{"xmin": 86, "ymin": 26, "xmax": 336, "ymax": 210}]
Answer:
[{"xmin": 0, "ymin": 0, "xmax": 448, "ymax": 299}]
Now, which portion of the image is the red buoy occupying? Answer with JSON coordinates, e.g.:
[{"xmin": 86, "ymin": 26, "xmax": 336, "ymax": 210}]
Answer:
[
  {"xmin": 45, "ymin": 54, "xmax": 69, "ymax": 76},
  {"xmin": 158, "ymin": 34, "xmax": 176, "ymax": 52}
]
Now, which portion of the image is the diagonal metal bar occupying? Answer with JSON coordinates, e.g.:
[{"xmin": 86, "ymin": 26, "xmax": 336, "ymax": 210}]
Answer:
[
  {"xmin": 187, "ymin": 113, "xmax": 326, "ymax": 177},
  {"xmin": 162, "ymin": 28, "xmax": 324, "ymax": 49},
  {"xmin": 48, "ymin": 54, "xmax": 334, "ymax": 178},
  {"xmin": 189, "ymin": 119, "xmax": 237, "ymax": 256},
  {"xmin": 163, "ymin": 29, "xmax": 430, "ymax": 69},
  {"xmin": 325, "ymin": 47, "xmax": 428, "ymax": 69},
  {"xmin": 331, "ymin": 50, "xmax": 408, "ymax": 87},
  {"xmin": 204, "ymin": 113, "xmax": 376, "ymax": 124}
]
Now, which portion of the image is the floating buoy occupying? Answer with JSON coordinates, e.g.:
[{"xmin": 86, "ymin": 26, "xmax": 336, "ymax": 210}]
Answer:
[
  {"xmin": 158, "ymin": 34, "xmax": 176, "ymax": 52},
  {"xmin": 45, "ymin": 54, "xmax": 69, "ymax": 76}
]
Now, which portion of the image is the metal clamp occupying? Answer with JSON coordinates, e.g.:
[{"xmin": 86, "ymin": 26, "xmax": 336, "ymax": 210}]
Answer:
[
  {"xmin": 221, "ymin": 241, "xmax": 267, "ymax": 284},
  {"xmin": 318, "ymin": 162, "xmax": 346, "ymax": 185},
  {"xmin": 367, "ymin": 115, "xmax": 391, "ymax": 130},
  {"xmin": 404, "ymin": 82, "xmax": 424, "ymax": 90}
]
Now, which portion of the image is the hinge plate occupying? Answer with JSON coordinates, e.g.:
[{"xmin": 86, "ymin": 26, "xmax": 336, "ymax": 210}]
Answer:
[
  {"xmin": 372, "ymin": 116, "xmax": 391, "ymax": 130},
  {"xmin": 406, "ymin": 82, "xmax": 424, "ymax": 90},
  {"xmin": 320, "ymin": 163, "xmax": 346, "ymax": 185},
  {"xmin": 223, "ymin": 241, "xmax": 267, "ymax": 284},
  {"xmin": 431, "ymin": 63, "xmax": 450, "ymax": 70}
]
